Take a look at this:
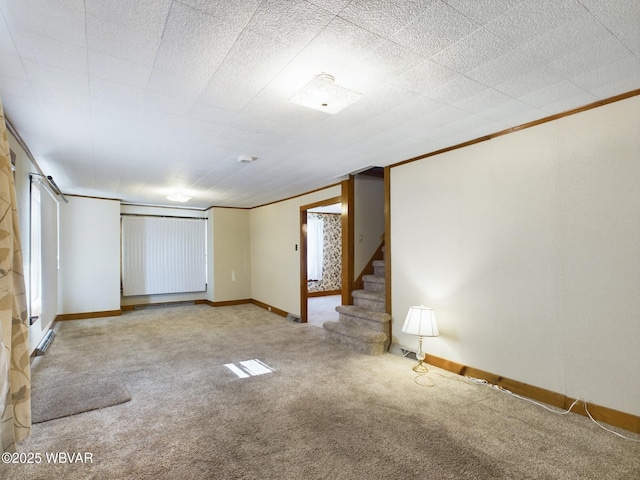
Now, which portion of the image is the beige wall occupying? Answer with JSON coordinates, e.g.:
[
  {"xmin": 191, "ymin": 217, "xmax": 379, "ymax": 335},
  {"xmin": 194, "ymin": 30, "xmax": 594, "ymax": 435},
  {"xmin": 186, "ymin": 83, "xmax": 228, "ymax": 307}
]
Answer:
[
  {"xmin": 250, "ymin": 185, "xmax": 342, "ymax": 316},
  {"xmin": 212, "ymin": 207, "xmax": 251, "ymax": 302},
  {"xmin": 354, "ymin": 174, "xmax": 385, "ymax": 276},
  {"xmin": 390, "ymin": 95, "xmax": 640, "ymax": 417}
]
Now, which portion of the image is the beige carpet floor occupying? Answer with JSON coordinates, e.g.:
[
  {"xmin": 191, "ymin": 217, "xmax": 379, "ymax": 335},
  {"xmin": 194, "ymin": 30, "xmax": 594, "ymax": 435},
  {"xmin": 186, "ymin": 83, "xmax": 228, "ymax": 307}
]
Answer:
[
  {"xmin": 2, "ymin": 304, "xmax": 639, "ymax": 479},
  {"xmin": 307, "ymin": 294, "xmax": 340, "ymax": 328}
]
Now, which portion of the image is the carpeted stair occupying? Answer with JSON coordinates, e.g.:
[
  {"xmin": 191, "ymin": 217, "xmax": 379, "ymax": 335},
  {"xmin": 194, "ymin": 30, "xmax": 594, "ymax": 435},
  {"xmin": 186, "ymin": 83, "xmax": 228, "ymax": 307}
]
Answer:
[{"xmin": 323, "ymin": 250, "xmax": 391, "ymax": 355}]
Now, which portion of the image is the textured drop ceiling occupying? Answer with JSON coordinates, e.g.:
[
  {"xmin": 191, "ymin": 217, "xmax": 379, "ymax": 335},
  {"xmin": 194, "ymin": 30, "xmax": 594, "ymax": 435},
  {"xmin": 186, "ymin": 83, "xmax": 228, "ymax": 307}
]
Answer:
[{"xmin": 0, "ymin": 0, "xmax": 638, "ymax": 209}]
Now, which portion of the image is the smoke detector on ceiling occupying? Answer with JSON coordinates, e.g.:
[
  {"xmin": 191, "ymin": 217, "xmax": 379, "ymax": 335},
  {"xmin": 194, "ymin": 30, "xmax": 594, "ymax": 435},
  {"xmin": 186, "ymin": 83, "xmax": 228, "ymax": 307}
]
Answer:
[{"xmin": 238, "ymin": 155, "xmax": 258, "ymax": 163}]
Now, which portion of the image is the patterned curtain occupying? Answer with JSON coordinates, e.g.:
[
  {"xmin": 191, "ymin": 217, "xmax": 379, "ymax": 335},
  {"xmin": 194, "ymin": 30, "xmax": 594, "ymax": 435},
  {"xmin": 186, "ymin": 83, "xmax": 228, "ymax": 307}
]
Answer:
[{"xmin": 0, "ymin": 99, "xmax": 31, "ymax": 452}]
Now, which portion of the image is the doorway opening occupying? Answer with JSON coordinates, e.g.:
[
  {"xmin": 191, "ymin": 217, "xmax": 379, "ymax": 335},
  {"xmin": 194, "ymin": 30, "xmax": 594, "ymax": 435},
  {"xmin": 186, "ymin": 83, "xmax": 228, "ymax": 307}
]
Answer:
[{"xmin": 300, "ymin": 196, "xmax": 343, "ymax": 326}]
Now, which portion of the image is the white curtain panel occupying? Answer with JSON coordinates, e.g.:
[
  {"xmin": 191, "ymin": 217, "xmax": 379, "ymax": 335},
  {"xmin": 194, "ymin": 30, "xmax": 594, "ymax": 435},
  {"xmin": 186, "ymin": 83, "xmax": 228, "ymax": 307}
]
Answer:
[
  {"xmin": 29, "ymin": 181, "xmax": 42, "ymax": 320},
  {"xmin": 307, "ymin": 215, "xmax": 324, "ymax": 281},
  {"xmin": 122, "ymin": 216, "xmax": 207, "ymax": 296}
]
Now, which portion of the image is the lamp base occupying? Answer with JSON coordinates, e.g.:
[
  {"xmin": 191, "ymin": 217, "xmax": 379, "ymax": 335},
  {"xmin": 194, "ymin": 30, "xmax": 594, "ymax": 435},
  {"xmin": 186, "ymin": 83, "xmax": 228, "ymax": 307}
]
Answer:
[{"xmin": 412, "ymin": 360, "xmax": 429, "ymax": 373}]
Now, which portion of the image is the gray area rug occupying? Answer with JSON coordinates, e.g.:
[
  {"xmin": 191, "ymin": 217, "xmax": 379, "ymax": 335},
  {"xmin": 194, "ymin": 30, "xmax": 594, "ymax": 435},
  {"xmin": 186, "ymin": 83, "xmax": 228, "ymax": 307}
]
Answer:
[
  {"xmin": 31, "ymin": 379, "xmax": 131, "ymax": 424},
  {"xmin": 4, "ymin": 304, "xmax": 639, "ymax": 480}
]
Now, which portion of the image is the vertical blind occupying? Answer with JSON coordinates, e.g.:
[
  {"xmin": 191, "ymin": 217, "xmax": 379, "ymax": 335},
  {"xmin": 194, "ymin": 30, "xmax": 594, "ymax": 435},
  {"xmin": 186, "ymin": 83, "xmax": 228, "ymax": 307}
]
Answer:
[{"xmin": 121, "ymin": 215, "xmax": 207, "ymax": 296}]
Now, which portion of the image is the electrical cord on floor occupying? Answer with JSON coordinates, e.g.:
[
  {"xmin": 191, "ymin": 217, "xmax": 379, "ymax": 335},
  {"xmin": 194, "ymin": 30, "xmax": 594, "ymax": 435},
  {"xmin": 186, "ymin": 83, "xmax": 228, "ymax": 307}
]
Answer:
[{"xmin": 465, "ymin": 376, "xmax": 640, "ymax": 442}]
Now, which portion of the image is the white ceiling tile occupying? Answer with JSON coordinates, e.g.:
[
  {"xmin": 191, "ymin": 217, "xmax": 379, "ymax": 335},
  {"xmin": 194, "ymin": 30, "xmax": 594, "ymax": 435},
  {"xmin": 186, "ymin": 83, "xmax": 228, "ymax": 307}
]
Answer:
[
  {"xmin": 35, "ymin": 81, "xmax": 78, "ymax": 113},
  {"xmin": 518, "ymin": 13, "xmax": 611, "ymax": 64},
  {"xmin": 12, "ymin": 30, "xmax": 87, "ymax": 73},
  {"xmin": 444, "ymin": 0, "xmax": 524, "ymax": 25},
  {"xmin": 445, "ymin": 112, "xmax": 505, "ymax": 134},
  {"xmin": 1, "ymin": 0, "xmax": 637, "ymax": 208},
  {"xmin": 466, "ymin": 46, "xmax": 542, "ymax": 87},
  {"xmin": 579, "ymin": 0, "xmax": 640, "ymax": 55},
  {"xmin": 0, "ymin": 10, "xmax": 18, "ymax": 56},
  {"xmin": 479, "ymin": 99, "xmax": 536, "ymax": 123},
  {"xmin": 90, "ymin": 97, "xmax": 141, "ymax": 121},
  {"xmin": 495, "ymin": 66, "xmax": 563, "ymax": 98},
  {"xmin": 187, "ymin": 103, "xmax": 233, "ymax": 126},
  {"xmin": 177, "ymin": 0, "xmax": 260, "ymax": 21},
  {"xmin": 227, "ymin": 113, "xmax": 280, "ymax": 136},
  {"xmin": 537, "ymin": 90, "xmax": 598, "ymax": 115},
  {"xmin": 146, "ymin": 68, "xmax": 210, "ymax": 102},
  {"xmin": 485, "ymin": 0, "xmax": 588, "ymax": 46},
  {"xmin": 616, "ymin": 20, "xmax": 640, "ymax": 56},
  {"xmin": 423, "ymin": 75, "xmax": 487, "ymax": 104},
  {"xmin": 197, "ymin": 29, "xmax": 299, "ymax": 110},
  {"xmin": 0, "ymin": 51, "xmax": 27, "ymax": 80},
  {"xmin": 88, "ymin": 50, "xmax": 152, "ymax": 89},
  {"xmin": 415, "ymin": 104, "xmax": 471, "ymax": 127},
  {"xmin": 519, "ymin": 80, "xmax": 592, "ymax": 110},
  {"xmin": 0, "ymin": 96, "xmax": 43, "ymax": 134},
  {"xmin": 24, "ymin": 61, "xmax": 89, "ymax": 97},
  {"xmin": 86, "ymin": 15, "xmax": 162, "ymax": 66},
  {"xmin": 198, "ymin": 76, "xmax": 262, "ymax": 112},
  {"xmin": 430, "ymin": 28, "xmax": 511, "ymax": 74},
  {"xmin": 496, "ymin": 108, "xmax": 549, "ymax": 129},
  {"xmin": 548, "ymin": 36, "xmax": 634, "ymax": 79},
  {"xmin": 152, "ymin": 1, "xmax": 241, "ymax": 77},
  {"xmin": 90, "ymin": 78, "xmax": 143, "ymax": 107},
  {"xmin": 361, "ymin": 40, "xmax": 427, "ymax": 81},
  {"xmin": 91, "ymin": 112, "xmax": 136, "ymax": 141},
  {"xmin": 574, "ymin": 56, "xmax": 640, "ymax": 97},
  {"xmin": 332, "ymin": 83, "xmax": 417, "ymax": 125},
  {"xmin": 590, "ymin": 77, "xmax": 640, "ymax": 100},
  {"xmin": 392, "ymin": 1, "xmax": 481, "ymax": 57},
  {"xmin": 0, "ymin": 75, "xmax": 34, "ymax": 101},
  {"xmin": 308, "ymin": 0, "xmax": 351, "ymax": 15},
  {"xmin": 339, "ymin": 0, "xmax": 434, "ymax": 38},
  {"xmin": 0, "ymin": 0, "xmax": 86, "ymax": 46},
  {"xmin": 386, "ymin": 111, "xmax": 449, "ymax": 139},
  {"xmin": 579, "ymin": 0, "xmax": 640, "ymax": 29},
  {"xmin": 141, "ymin": 91, "xmax": 193, "ymax": 116},
  {"xmin": 303, "ymin": 16, "xmax": 385, "ymax": 67},
  {"xmin": 390, "ymin": 59, "xmax": 459, "ymax": 94},
  {"xmin": 454, "ymin": 89, "xmax": 513, "ymax": 115},
  {"xmin": 245, "ymin": 0, "xmax": 335, "ymax": 48},
  {"xmin": 84, "ymin": 0, "xmax": 170, "ymax": 36}
]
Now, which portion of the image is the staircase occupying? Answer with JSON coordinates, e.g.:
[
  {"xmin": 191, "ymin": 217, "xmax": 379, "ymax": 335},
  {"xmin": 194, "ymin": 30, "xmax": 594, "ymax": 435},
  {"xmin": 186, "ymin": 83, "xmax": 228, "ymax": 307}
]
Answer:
[{"xmin": 323, "ymin": 253, "xmax": 391, "ymax": 355}]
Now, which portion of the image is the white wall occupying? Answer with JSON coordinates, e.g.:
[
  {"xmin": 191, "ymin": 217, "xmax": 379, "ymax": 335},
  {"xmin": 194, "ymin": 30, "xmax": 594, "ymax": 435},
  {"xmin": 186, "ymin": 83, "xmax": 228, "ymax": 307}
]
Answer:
[
  {"xmin": 391, "ymin": 96, "xmax": 640, "ymax": 417},
  {"xmin": 354, "ymin": 175, "xmax": 385, "ymax": 276},
  {"xmin": 39, "ymin": 185, "xmax": 59, "ymax": 332},
  {"xmin": 211, "ymin": 207, "xmax": 251, "ymax": 302},
  {"xmin": 58, "ymin": 196, "xmax": 120, "ymax": 314},
  {"xmin": 250, "ymin": 185, "xmax": 341, "ymax": 315}
]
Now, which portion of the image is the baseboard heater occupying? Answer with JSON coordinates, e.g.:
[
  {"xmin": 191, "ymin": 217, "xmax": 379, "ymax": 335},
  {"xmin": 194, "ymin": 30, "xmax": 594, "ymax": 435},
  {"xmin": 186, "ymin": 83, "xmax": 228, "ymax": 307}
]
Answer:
[{"xmin": 35, "ymin": 329, "xmax": 55, "ymax": 356}]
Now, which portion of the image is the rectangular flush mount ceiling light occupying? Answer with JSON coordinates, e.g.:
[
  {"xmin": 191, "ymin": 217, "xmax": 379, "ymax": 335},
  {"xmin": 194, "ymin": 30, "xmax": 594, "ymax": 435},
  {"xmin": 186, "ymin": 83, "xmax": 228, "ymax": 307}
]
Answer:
[{"xmin": 289, "ymin": 73, "xmax": 362, "ymax": 114}]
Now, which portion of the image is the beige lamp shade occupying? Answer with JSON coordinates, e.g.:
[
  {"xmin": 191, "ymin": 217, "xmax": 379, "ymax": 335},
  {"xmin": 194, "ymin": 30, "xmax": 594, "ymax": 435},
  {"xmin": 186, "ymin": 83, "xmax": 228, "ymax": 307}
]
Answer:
[{"xmin": 402, "ymin": 306, "xmax": 439, "ymax": 337}]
